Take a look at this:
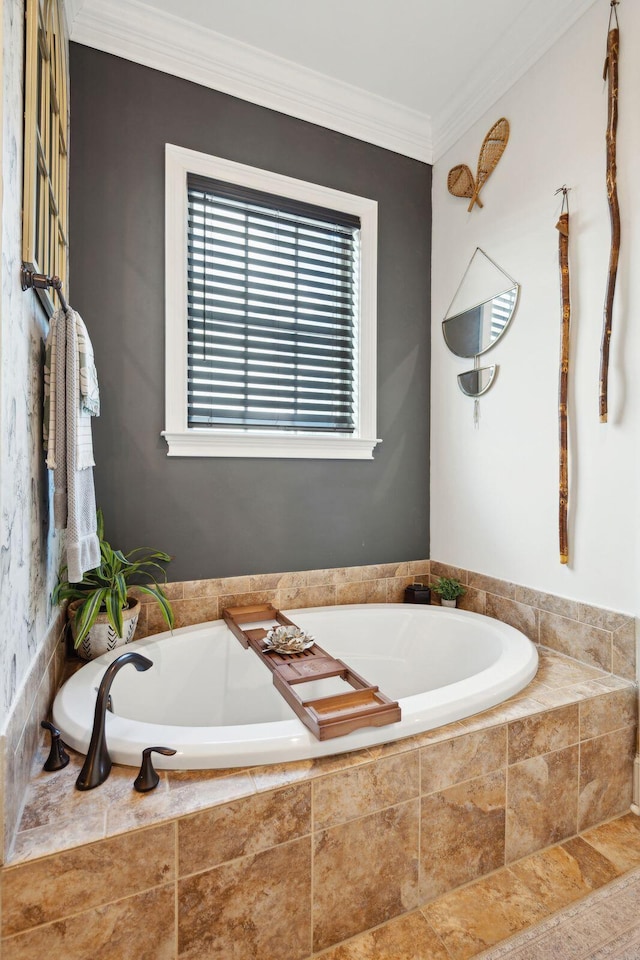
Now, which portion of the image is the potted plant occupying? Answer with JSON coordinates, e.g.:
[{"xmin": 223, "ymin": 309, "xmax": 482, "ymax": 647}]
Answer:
[
  {"xmin": 431, "ymin": 576, "xmax": 466, "ymax": 608},
  {"xmin": 53, "ymin": 510, "xmax": 175, "ymax": 660}
]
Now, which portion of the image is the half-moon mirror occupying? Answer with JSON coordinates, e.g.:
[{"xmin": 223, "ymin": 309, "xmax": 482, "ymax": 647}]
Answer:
[{"xmin": 442, "ymin": 249, "xmax": 519, "ymax": 359}]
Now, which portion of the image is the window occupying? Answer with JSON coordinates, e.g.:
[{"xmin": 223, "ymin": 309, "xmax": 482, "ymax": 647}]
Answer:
[
  {"xmin": 22, "ymin": 0, "xmax": 69, "ymax": 316},
  {"xmin": 164, "ymin": 145, "xmax": 379, "ymax": 458}
]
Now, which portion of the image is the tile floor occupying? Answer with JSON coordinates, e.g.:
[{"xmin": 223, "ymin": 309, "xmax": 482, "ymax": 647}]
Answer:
[{"xmin": 313, "ymin": 811, "xmax": 640, "ymax": 959}]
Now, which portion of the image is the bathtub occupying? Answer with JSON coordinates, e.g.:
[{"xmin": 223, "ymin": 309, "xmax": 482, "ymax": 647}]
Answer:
[{"xmin": 52, "ymin": 604, "xmax": 538, "ymax": 769}]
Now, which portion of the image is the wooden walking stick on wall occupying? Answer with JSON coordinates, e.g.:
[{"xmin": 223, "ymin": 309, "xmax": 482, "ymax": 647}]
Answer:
[
  {"xmin": 600, "ymin": 0, "xmax": 620, "ymax": 423},
  {"xmin": 556, "ymin": 187, "xmax": 571, "ymax": 565}
]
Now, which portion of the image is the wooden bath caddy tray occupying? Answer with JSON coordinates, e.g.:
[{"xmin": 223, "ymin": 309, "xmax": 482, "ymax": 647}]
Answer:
[{"xmin": 222, "ymin": 604, "xmax": 401, "ymax": 741}]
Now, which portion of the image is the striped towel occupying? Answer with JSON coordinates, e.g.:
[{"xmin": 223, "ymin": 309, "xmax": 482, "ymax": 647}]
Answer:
[
  {"xmin": 44, "ymin": 307, "xmax": 100, "ymax": 582},
  {"xmin": 44, "ymin": 308, "xmax": 100, "ymax": 469}
]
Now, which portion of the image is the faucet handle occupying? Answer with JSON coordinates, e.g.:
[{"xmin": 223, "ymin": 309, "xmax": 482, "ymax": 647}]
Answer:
[
  {"xmin": 133, "ymin": 746, "xmax": 177, "ymax": 793},
  {"xmin": 41, "ymin": 720, "xmax": 70, "ymax": 771}
]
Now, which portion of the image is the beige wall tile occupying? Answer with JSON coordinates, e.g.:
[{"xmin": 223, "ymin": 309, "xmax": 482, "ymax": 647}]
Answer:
[
  {"xmin": 468, "ymin": 572, "xmax": 516, "ymax": 600},
  {"xmin": 612, "ymin": 621, "xmax": 636, "ymax": 681},
  {"xmin": 178, "ymin": 837, "xmax": 311, "ymax": 960},
  {"xmin": 336, "ymin": 580, "xmax": 388, "ymax": 604},
  {"xmin": 420, "ymin": 771, "xmax": 506, "ymax": 901},
  {"xmin": 485, "ymin": 595, "xmax": 538, "ymax": 643},
  {"xmin": 216, "ymin": 576, "xmax": 253, "ymax": 595},
  {"xmin": 457, "ymin": 586, "xmax": 486, "ymax": 615},
  {"xmin": 250, "ymin": 571, "xmax": 308, "ymax": 591},
  {"xmin": 578, "ymin": 726, "xmax": 636, "ymax": 831},
  {"xmin": 506, "ymin": 745, "xmax": 579, "ymax": 862},
  {"xmin": 306, "ymin": 568, "xmax": 345, "ymax": 586},
  {"xmin": 408, "ymin": 560, "xmax": 431, "ymax": 576},
  {"xmin": 539, "ymin": 612, "xmax": 611, "ymax": 672},
  {"xmin": 313, "ymin": 752, "xmax": 419, "ymax": 830},
  {"xmin": 133, "ymin": 602, "xmax": 148, "ymax": 640},
  {"xmin": 148, "ymin": 596, "xmax": 218, "ymax": 634},
  {"xmin": 315, "ymin": 910, "xmax": 449, "ymax": 960},
  {"xmin": 1, "ymin": 884, "xmax": 175, "ymax": 960},
  {"xmin": 178, "ymin": 784, "xmax": 311, "ymax": 876},
  {"xmin": 217, "ymin": 590, "xmax": 277, "ymax": 613},
  {"xmin": 330, "ymin": 563, "xmax": 409, "ymax": 583},
  {"xmin": 2, "ymin": 823, "xmax": 176, "ymax": 936},
  {"xmin": 182, "ymin": 578, "xmax": 222, "ymax": 599},
  {"xmin": 313, "ymin": 801, "xmax": 420, "ymax": 951},
  {"xmin": 420, "ymin": 727, "xmax": 506, "ymax": 795},
  {"xmin": 430, "ymin": 561, "xmax": 468, "ymax": 583},
  {"xmin": 278, "ymin": 584, "xmax": 337, "ymax": 610},
  {"xmin": 508, "ymin": 705, "xmax": 579, "ymax": 764},
  {"xmin": 515, "ymin": 586, "xmax": 579, "ymax": 620},
  {"xmin": 386, "ymin": 576, "xmax": 417, "ymax": 603},
  {"xmin": 130, "ymin": 581, "xmax": 184, "ymax": 604},
  {"xmin": 577, "ymin": 604, "xmax": 632, "ymax": 633},
  {"xmin": 580, "ymin": 688, "xmax": 637, "ymax": 741}
]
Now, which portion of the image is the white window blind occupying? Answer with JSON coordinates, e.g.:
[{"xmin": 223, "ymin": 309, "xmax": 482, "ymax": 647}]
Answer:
[{"xmin": 187, "ymin": 175, "xmax": 361, "ymax": 434}]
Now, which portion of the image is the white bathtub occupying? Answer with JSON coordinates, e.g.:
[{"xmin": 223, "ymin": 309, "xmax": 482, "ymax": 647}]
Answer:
[{"xmin": 52, "ymin": 604, "xmax": 538, "ymax": 769}]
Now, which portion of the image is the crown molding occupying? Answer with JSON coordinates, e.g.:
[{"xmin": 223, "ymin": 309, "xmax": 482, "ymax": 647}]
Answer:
[
  {"xmin": 70, "ymin": 0, "xmax": 433, "ymax": 163},
  {"xmin": 432, "ymin": 0, "xmax": 600, "ymax": 160},
  {"xmin": 69, "ymin": 0, "xmax": 600, "ymax": 165}
]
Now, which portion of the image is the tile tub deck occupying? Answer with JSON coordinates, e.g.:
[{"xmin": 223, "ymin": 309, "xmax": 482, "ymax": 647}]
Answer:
[{"xmin": 0, "ymin": 645, "xmax": 637, "ymax": 959}]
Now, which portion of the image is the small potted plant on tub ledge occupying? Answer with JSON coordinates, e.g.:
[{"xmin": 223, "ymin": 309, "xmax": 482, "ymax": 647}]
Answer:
[
  {"xmin": 53, "ymin": 509, "xmax": 175, "ymax": 660},
  {"xmin": 431, "ymin": 576, "xmax": 466, "ymax": 608}
]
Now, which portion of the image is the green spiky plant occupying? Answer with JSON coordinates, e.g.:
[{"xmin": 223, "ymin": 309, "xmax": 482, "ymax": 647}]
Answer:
[
  {"xmin": 53, "ymin": 509, "xmax": 175, "ymax": 648},
  {"xmin": 430, "ymin": 576, "xmax": 466, "ymax": 602}
]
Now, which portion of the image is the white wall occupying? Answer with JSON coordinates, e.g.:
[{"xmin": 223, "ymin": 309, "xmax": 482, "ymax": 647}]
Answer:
[
  {"xmin": 431, "ymin": 1, "xmax": 639, "ymax": 616},
  {"xmin": 0, "ymin": 0, "xmax": 62, "ymax": 728}
]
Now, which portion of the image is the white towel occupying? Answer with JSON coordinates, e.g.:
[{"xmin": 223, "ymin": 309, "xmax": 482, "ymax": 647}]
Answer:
[{"xmin": 45, "ymin": 307, "xmax": 101, "ymax": 582}]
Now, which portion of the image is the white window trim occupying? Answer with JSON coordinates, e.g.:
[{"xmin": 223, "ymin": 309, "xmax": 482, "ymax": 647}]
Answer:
[{"xmin": 163, "ymin": 143, "xmax": 381, "ymax": 459}]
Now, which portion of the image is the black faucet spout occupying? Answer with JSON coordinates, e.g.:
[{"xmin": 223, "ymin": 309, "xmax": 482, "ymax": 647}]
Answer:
[{"xmin": 76, "ymin": 651, "xmax": 153, "ymax": 791}]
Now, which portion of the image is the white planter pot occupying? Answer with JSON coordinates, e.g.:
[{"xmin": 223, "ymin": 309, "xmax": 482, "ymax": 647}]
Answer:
[
  {"xmin": 69, "ymin": 598, "xmax": 141, "ymax": 661},
  {"xmin": 440, "ymin": 598, "xmax": 457, "ymax": 608}
]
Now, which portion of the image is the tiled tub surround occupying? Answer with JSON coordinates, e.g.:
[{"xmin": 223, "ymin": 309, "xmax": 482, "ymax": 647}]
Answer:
[
  {"xmin": 428, "ymin": 562, "xmax": 636, "ymax": 682},
  {"xmin": 4, "ymin": 553, "xmax": 634, "ymax": 863},
  {"xmin": 1, "ymin": 647, "xmax": 636, "ymax": 959},
  {"xmin": 132, "ymin": 559, "xmax": 636, "ymax": 682}
]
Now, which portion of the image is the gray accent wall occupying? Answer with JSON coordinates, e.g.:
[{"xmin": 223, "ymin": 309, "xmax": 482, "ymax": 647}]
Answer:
[{"xmin": 69, "ymin": 45, "xmax": 431, "ymax": 582}]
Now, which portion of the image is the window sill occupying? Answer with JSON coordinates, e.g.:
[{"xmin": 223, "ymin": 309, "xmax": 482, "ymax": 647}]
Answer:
[{"xmin": 162, "ymin": 431, "xmax": 382, "ymax": 460}]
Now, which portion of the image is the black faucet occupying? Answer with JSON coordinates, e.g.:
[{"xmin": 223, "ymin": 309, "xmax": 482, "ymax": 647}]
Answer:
[{"xmin": 76, "ymin": 651, "xmax": 153, "ymax": 791}]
